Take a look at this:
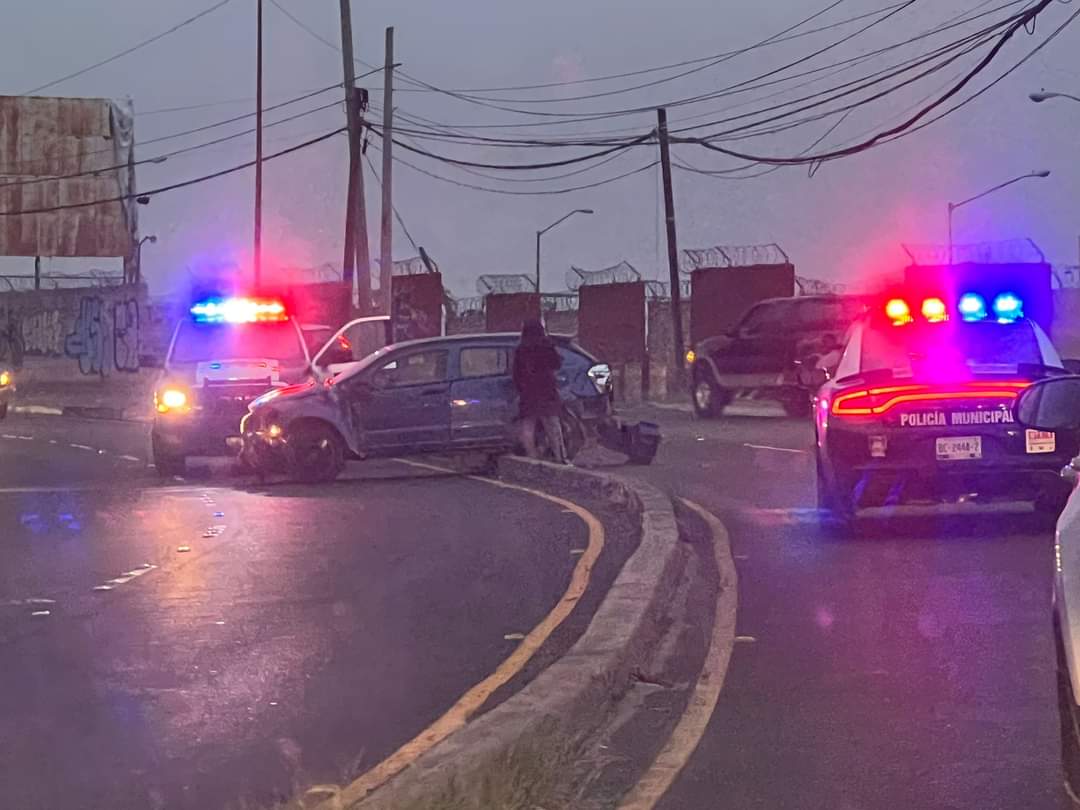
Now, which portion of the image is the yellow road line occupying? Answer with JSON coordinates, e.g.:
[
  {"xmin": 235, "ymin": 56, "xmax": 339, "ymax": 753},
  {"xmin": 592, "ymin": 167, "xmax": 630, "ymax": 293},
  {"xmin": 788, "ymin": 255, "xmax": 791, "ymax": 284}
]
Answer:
[
  {"xmin": 617, "ymin": 497, "xmax": 738, "ymax": 810},
  {"xmin": 330, "ymin": 458, "xmax": 605, "ymax": 808}
]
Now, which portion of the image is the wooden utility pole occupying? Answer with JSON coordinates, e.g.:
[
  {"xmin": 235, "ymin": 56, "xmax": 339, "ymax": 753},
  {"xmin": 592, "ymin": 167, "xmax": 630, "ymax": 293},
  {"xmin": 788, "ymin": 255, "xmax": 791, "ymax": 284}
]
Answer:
[
  {"xmin": 379, "ymin": 26, "xmax": 395, "ymax": 316},
  {"xmin": 657, "ymin": 108, "xmax": 685, "ymax": 372},
  {"xmin": 254, "ymin": 0, "xmax": 264, "ymax": 287},
  {"xmin": 339, "ymin": 0, "xmax": 372, "ymax": 313}
]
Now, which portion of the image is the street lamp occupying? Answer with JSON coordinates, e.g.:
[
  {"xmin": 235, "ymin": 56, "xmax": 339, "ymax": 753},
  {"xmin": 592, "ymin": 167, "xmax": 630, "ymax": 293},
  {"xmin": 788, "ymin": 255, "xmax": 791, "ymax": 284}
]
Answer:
[
  {"xmin": 134, "ymin": 234, "xmax": 157, "ymax": 284},
  {"xmin": 947, "ymin": 171, "xmax": 1050, "ymax": 266},
  {"xmin": 535, "ymin": 208, "xmax": 594, "ymax": 292},
  {"xmin": 1030, "ymin": 89, "xmax": 1080, "ymax": 105}
]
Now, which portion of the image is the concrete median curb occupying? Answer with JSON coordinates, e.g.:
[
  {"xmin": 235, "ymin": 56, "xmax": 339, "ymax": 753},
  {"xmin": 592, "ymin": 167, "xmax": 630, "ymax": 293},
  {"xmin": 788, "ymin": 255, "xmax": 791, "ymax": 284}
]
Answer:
[{"xmin": 333, "ymin": 457, "xmax": 689, "ymax": 810}]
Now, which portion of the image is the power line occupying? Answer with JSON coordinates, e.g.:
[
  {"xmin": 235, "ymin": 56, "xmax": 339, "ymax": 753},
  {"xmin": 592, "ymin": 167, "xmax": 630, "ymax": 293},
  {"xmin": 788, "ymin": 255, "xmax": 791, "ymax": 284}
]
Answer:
[
  {"xmin": 393, "ymin": 0, "xmax": 856, "ymax": 105},
  {"xmin": 21, "ymin": 0, "xmax": 238, "ymax": 95},
  {"xmin": 0, "ymin": 128, "xmax": 346, "ymax": 217},
  {"xmin": 369, "ymin": 140, "xmax": 659, "ymax": 196},
  {"xmin": 679, "ymin": 0, "xmax": 1057, "ymax": 165},
  {"xmin": 363, "ymin": 153, "xmax": 419, "ymax": 252},
  {"xmin": 374, "ymin": 0, "xmax": 1013, "ymax": 137}
]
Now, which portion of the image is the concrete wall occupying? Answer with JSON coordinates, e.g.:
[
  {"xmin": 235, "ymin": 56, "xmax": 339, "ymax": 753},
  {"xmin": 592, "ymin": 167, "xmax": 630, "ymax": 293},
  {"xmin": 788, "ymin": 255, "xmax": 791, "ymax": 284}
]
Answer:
[
  {"xmin": 486, "ymin": 293, "xmax": 541, "ymax": 333},
  {"xmin": 0, "ymin": 283, "xmax": 148, "ymax": 377},
  {"xmin": 690, "ymin": 264, "xmax": 795, "ymax": 344},
  {"xmin": 578, "ymin": 282, "xmax": 646, "ymax": 364},
  {"xmin": 1053, "ymin": 288, "xmax": 1080, "ymax": 359}
]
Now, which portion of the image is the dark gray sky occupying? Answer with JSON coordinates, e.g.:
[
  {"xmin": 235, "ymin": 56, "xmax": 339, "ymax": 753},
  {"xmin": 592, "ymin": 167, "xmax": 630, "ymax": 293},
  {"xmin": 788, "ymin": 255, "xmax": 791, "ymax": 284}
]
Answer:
[{"xmin": 3, "ymin": 0, "xmax": 1079, "ymax": 296}]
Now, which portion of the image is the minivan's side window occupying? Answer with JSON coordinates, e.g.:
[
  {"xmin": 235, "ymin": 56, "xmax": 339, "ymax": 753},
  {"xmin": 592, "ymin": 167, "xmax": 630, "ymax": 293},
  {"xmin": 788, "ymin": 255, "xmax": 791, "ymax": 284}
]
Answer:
[
  {"xmin": 459, "ymin": 347, "xmax": 509, "ymax": 378},
  {"xmin": 376, "ymin": 350, "xmax": 448, "ymax": 387}
]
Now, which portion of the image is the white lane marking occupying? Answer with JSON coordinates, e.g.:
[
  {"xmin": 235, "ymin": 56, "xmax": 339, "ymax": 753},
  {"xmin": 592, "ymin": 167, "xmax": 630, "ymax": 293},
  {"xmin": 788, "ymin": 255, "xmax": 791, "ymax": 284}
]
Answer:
[
  {"xmin": 743, "ymin": 443, "xmax": 807, "ymax": 455},
  {"xmin": 70, "ymin": 444, "xmax": 95, "ymax": 452},
  {"xmin": 30, "ymin": 610, "xmax": 51, "ymax": 618},
  {"xmin": 14, "ymin": 435, "xmax": 33, "ymax": 441},
  {"xmin": 94, "ymin": 564, "xmax": 158, "ymax": 593},
  {"xmin": 1, "ymin": 434, "xmax": 17, "ymax": 439},
  {"xmin": 117, "ymin": 454, "xmax": 141, "ymax": 463},
  {"xmin": 48, "ymin": 439, "xmax": 58, "ymax": 445},
  {"xmin": 735, "ymin": 635, "xmax": 757, "ymax": 643}
]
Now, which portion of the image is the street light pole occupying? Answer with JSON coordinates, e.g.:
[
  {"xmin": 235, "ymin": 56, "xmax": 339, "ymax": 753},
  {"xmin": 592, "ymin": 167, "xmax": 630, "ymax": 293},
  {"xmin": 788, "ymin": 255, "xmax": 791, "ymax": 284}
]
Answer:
[
  {"xmin": 535, "ymin": 208, "xmax": 594, "ymax": 292},
  {"xmin": 254, "ymin": 0, "xmax": 263, "ymax": 287},
  {"xmin": 946, "ymin": 170, "xmax": 1050, "ymax": 266}
]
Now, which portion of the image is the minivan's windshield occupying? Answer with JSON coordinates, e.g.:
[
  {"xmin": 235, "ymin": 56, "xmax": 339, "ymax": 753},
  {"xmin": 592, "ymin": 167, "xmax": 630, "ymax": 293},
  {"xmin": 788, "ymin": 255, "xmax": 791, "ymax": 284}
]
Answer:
[
  {"xmin": 860, "ymin": 321, "xmax": 1044, "ymax": 375},
  {"xmin": 170, "ymin": 320, "xmax": 307, "ymax": 364}
]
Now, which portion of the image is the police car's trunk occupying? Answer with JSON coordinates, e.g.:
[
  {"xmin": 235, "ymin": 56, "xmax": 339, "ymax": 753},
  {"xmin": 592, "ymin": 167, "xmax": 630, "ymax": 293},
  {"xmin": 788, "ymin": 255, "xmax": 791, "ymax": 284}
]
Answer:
[{"xmin": 831, "ymin": 380, "xmax": 1069, "ymax": 505}]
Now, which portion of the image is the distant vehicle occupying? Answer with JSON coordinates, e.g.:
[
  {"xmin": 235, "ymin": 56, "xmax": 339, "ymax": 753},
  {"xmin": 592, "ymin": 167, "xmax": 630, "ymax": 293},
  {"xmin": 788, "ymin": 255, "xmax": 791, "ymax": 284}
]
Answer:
[
  {"xmin": 1014, "ymin": 376, "xmax": 1080, "ymax": 802},
  {"xmin": 813, "ymin": 288, "xmax": 1076, "ymax": 534},
  {"xmin": 151, "ymin": 296, "xmax": 316, "ymax": 476},
  {"xmin": 687, "ymin": 294, "xmax": 867, "ymax": 418},
  {"xmin": 0, "ymin": 368, "xmax": 12, "ymax": 419},
  {"xmin": 240, "ymin": 332, "xmax": 658, "ymax": 482}
]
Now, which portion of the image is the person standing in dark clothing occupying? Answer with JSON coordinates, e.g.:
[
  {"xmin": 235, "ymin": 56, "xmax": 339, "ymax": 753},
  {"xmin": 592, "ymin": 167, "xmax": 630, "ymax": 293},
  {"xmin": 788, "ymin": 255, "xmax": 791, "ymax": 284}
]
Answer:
[{"xmin": 512, "ymin": 319, "xmax": 567, "ymax": 463}]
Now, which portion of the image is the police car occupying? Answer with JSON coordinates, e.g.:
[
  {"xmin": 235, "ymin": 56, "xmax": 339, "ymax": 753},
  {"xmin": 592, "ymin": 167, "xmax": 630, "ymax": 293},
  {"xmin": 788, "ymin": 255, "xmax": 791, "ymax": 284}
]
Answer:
[
  {"xmin": 151, "ymin": 295, "xmax": 315, "ymax": 476},
  {"xmin": 813, "ymin": 288, "xmax": 1077, "ymax": 532}
]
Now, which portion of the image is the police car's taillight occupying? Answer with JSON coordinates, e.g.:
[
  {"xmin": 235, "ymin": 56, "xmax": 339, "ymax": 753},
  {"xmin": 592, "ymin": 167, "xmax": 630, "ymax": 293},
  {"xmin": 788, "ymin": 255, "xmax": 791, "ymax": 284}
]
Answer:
[{"xmin": 831, "ymin": 381, "xmax": 1030, "ymax": 416}]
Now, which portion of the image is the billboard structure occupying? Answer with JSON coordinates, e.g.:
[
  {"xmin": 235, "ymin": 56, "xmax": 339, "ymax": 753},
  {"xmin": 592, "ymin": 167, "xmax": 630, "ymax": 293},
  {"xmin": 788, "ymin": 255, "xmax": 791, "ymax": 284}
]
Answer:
[{"xmin": 0, "ymin": 96, "xmax": 136, "ymax": 261}]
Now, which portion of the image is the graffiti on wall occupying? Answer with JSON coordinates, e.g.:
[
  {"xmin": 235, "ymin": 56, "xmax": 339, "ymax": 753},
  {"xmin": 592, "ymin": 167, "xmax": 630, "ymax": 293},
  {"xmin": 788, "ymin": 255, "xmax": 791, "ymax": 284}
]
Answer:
[
  {"xmin": 0, "ymin": 290, "xmax": 143, "ymax": 376},
  {"xmin": 63, "ymin": 296, "xmax": 141, "ymax": 376}
]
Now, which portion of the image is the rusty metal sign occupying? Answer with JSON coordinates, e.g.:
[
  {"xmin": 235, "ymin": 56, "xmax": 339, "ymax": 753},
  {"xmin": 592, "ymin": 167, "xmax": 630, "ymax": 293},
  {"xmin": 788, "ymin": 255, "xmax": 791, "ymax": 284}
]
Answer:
[{"xmin": 0, "ymin": 96, "xmax": 135, "ymax": 258}]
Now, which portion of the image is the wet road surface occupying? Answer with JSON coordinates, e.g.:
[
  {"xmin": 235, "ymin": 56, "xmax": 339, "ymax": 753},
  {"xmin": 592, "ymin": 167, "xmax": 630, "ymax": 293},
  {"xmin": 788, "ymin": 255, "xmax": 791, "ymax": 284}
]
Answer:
[
  {"xmin": 616, "ymin": 402, "xmax": 1071, "ymax": 810},
  {"xmin": 0, "ymin": 414, "xmax": 606, "ymax": 810}
]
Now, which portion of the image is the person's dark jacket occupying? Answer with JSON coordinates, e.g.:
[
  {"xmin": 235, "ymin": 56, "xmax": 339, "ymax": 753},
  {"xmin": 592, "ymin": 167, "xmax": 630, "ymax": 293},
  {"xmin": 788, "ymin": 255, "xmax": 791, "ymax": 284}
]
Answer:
[{"xmin": 513, "ymin": 341, "xmax": 562, "ymax": 418}]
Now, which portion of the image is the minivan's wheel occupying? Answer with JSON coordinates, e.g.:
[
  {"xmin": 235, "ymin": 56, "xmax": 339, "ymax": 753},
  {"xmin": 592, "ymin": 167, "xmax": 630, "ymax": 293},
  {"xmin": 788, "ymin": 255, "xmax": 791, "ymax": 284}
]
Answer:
[
  {"xmin": 692, "ymin": 373, "xmax": 730, "ymax": 418},
  {"xmin": 817, "ymin": 454, "xmax": 855, "ymax": 536},
  {"xmin": 151, "ymin": 433, "xmax": 186, "ymax": 478},
  {"xmin": 289, "ymin": 422, "xmax": 346, "ymax": 483},
  {"xmin": 1056, "ymin": 621, "xmax": 1080, "ymax": 805}
]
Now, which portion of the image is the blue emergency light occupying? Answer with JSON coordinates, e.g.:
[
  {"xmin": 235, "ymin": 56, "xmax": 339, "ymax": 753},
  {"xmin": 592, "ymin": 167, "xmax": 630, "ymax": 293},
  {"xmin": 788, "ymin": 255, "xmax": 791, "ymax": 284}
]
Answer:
[
  {"xmin": 992, "ymin": 292, "xmax": 1023, "ymax": 323},
  {"xmin": 957, "ymin": 292, "xmax": 988, "ymax": 322}
]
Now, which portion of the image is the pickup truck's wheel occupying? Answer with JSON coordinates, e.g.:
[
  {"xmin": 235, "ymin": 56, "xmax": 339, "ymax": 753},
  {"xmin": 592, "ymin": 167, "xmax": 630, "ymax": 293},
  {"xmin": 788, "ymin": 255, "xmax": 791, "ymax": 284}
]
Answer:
[
  {"xmin": 782, "ymin": 393, "xmax": 812, "ymax": 419},
  {"xmin": 151, "ymin": 433, "xmax": 186, "ymax": 478},
  {"xmin": 289, "ymin": 421, "xmax": 346, "ymax": 483},
  {"xmin": 0, "ymin": 401, "xmax": 8, "ymax": 420},
  {"xmin": 692, "ymin": 373, "xmax": 730, "ymax": 418},
  {"xmin": 817, "ymin": 454, "xmax": 855, "ymax": 536}
]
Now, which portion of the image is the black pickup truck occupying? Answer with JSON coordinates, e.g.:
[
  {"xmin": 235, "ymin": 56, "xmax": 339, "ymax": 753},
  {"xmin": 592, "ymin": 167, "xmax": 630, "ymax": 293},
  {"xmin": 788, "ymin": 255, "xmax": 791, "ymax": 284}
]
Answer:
[{"xmin": 687, "ymin": 294, "xmax": 867, "ymax": 418}]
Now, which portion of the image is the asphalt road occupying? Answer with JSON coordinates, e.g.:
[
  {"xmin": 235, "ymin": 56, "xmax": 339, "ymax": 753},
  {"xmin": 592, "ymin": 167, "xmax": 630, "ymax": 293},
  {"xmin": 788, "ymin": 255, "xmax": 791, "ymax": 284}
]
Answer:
[
  {"xmin": 0, "ymin": 414, "xmax": 602, "ymax": 810},
  {"xmin": 617, "ymin": 401, "xmax": 1071, "ymax": 810}
]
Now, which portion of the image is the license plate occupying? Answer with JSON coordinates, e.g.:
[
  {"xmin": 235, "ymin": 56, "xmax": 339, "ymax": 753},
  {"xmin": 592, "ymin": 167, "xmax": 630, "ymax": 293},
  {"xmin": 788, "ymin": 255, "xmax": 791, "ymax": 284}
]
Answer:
[
  {"xmin": 1025, "ymin": 429, "xmax": 1056, "ymax": 454},
  {"xmin": 936, "ymin": 436, "xmax": 982, "ymax": 461}
]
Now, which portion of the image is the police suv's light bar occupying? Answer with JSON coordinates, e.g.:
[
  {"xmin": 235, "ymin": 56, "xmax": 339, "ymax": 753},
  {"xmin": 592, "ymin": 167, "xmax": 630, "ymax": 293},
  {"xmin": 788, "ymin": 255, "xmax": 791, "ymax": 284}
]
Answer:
[
  {"xmin": 884, "ymin": 291, "xmax": 1024, "ymax": 326},
  {"xmin": 190, "ymin": 297, "xmax": 288, "ymax": 323}
]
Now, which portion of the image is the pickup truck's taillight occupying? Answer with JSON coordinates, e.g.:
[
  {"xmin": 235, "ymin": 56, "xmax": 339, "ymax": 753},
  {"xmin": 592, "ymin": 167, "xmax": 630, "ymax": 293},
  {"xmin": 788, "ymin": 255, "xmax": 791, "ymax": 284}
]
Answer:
[{"xmin": 588, "ymin": 363, "xmax": 612, "ymax": 394}]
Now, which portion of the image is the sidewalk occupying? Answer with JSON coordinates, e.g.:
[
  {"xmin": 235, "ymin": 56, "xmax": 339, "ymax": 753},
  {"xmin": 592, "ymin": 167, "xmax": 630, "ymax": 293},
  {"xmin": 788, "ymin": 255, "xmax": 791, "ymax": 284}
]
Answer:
[{"xmin": 13, "ymin": 371, "xmax": 156, "ymax": 421}]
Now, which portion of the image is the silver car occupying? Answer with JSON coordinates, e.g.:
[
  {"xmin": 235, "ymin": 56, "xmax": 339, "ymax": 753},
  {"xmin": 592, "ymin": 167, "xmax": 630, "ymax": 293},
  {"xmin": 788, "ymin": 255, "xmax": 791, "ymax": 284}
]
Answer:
[{"xmin": 1015, "ymin": 376, "xmax": 1080, "ymax": 802}]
